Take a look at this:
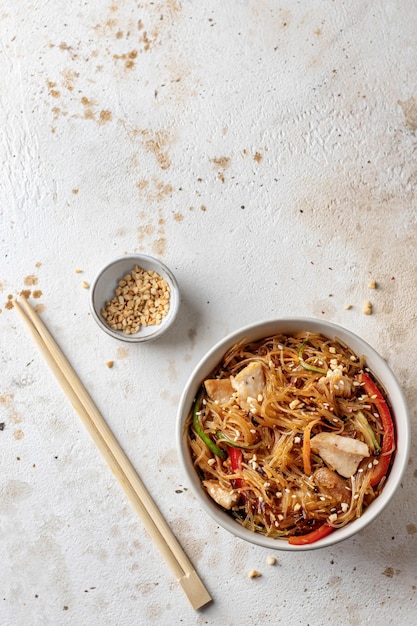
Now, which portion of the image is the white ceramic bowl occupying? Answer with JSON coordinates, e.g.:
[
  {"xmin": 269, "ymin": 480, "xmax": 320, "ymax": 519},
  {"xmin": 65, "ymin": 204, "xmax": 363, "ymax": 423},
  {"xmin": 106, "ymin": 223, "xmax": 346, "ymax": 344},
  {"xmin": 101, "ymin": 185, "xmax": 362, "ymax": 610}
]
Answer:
[
  {"xmin": 89, "ymin": 254, "xmax": 179, "ymax": 343},
  {"xmin": 176, "ymin": 318, "xmax": 410, "ymax": 551}
]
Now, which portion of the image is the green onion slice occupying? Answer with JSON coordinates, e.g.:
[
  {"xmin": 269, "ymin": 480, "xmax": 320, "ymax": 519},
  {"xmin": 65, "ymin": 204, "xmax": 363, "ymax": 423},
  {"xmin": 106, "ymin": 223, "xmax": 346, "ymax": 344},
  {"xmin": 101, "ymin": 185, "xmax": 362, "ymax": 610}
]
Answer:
[
  {"xmin": 298, "ymin": 342, "xmax": 328, "ymax": 375},
  {"xmin": 192, "ymin": 391, "xmax": 227, "ymax": 459}
]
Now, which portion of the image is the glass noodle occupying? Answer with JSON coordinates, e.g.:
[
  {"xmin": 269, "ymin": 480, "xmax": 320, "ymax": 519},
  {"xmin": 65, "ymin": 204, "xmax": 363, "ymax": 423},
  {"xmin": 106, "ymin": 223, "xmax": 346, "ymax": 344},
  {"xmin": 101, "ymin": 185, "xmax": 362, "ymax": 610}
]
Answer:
[{"xmin": 186, "ymin": 332, "xmax": 395, "ymax": 542}]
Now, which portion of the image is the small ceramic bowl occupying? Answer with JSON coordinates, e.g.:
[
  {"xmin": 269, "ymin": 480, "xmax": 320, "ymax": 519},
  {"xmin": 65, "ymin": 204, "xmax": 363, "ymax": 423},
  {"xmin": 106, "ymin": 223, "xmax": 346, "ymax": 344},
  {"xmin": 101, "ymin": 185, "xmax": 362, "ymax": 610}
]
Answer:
[
  {"xmin": 89, "ymin": 254, "xmax": 179, "ymax": 343},
  {"xmin": 176, "ymin": 318, "xmax": 410, "ymax": 551}
]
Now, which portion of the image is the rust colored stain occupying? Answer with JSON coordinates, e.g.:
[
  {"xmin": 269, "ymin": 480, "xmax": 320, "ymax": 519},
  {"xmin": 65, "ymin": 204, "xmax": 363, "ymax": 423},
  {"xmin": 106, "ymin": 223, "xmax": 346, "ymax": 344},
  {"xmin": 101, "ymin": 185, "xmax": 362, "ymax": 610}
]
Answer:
[
  {"xmin": 13, "ymin": 429, "xmax": 24, "ymax": 440},
  {"xmin": 253, "ymin": 151, "xmax": 263, "ymax": 163},
  {"xmin": 72, "ymin": 189, "xmax": 79, "ymax": 194},
  {"xmin": 24, "ymin": 275, "xmax": 38, "ymax": 286},
  {"xmin": 61, "ymin": 68, "xmax": 79, "ymax": 91},
  {"xmin": 0, "ymin": 393, "xmax": 14, "ymax": 406},
  {"xmin": 398, "ymin": 97, "xmax": 417, "ymax": 130},
  {"xmin": 19, "ymin": 289, "xmax": 31, "ymax": 299},
  {"xmin": 34, "ymin": 304, "xmax": 45, "ymax": 313},
  {"xmin": 136, "ymin": 178, "xmax": 173, "ymax": 202},
  {"xmin": 99, "ymin": 110, "xmax": 112, "ymax": 124},
  {"xmin": 113, "ymin": 50, "xmax": 138, "ymax": 70},
  {"xmin": 116, "ymin": 347, "xmax": 129, "ymax": 359},
  {"xmin": 152, "ymin": 238, "xmax": 166, "ymax": 256},
  {"xmin": 211, "ymin": 156, "xmax": 231, "ymax": 169},
  {"xmin": 141, "ymin": 130, "xmax": 172, "ymax": 170},
  {"xmin": 173, "ymin": 213, "xmax": 183, "ymax": 222},
  {"xmin": 10, "ymin": 410, "xmax": 22, "ymax": 424},
  {"xmin": 32, "ymin": 290, "xmax": 42, "ymax": 299},
  {"xmin": 47, "ymin": 80, "xmax": 61, "ymax": 98},
  {"xmin": 81, "ymin": 96, "xmax": 96, "ymax": 107}
]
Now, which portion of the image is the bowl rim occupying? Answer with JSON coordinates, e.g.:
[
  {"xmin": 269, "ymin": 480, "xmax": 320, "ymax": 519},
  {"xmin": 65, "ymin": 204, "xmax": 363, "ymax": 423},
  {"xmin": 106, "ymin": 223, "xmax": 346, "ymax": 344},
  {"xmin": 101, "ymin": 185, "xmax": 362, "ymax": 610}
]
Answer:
[
  {"xmin": 176, "ymin": 317, "xmax": 411, "ymax": 551},
  {"xmin": 89, "ymin": 253, "xmax": 179, "ymax": 343}
]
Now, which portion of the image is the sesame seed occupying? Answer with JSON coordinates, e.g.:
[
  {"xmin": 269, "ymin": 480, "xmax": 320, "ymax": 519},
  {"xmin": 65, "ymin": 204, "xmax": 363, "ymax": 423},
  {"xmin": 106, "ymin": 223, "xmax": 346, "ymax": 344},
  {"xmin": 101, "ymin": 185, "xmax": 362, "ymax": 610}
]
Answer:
[
  {"xmin": 248, "ymin": 569, "xmax": 261, "ymax": 579},
  {"xmin": 207, "ymin": 458, "xmax": 216, "ymax": 466},
  {"xmin": 329, "ymin": 513, "xmax": 337, "ymax": 523},
  {"xmin": 266, "ymin": 556, "xmax": 277, "ymax": 566},
  {"xmin": 294, "ymin": 503, "xmax": 301, "ymax": 512},
  {"xmin": 368, "ymin": 463, "xmax": 373, "ymax": 469},
  {"xmin": 341, "ymin": 503, "xmax": 349, "ymax": 512},
  {"xmin": 276, "ymin": 492, "xmax": 282, "ymax": 498}
]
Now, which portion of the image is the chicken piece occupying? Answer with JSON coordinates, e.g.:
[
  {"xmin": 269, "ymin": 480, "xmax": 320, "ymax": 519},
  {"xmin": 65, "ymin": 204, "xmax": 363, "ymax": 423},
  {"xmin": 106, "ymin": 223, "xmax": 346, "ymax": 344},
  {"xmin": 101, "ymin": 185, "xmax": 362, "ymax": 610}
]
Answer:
[
  {"xmin": 313, "ymin": 467, "xmax": 350, "ymax": 503},
  {"xmin": 204, "ymin": 378, "xmax": 234, "ymax": 405},
  {"xmin": 203, "ymin": 480, "xmax": 240, "ymax": 509},
  {"xmin": 231, "ymin": 362, "xmax": 265, "ymax": 412},
  {"xmin": 317, "ymin": 368, "xmax": 353, "ymax": 398},
  {"xmin": 310, "ymin": 432, "xmax": 369, "ymax": 478}
]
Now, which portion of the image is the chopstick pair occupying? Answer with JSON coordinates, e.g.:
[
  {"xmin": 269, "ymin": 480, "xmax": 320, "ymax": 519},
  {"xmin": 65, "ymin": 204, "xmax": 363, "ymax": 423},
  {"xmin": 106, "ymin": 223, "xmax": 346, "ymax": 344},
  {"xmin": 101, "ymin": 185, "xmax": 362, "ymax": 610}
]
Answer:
[{"xmin": 14, "ymin": 296, "xmax": 212, "ymax": 610}]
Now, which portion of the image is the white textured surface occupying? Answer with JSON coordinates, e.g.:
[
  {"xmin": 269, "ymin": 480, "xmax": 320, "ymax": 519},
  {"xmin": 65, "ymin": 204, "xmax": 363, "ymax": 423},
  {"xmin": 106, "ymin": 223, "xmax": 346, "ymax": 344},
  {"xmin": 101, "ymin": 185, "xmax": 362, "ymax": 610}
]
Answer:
[{"xmin": 1, "ymin": 1, "xmax": 416, "ymax": 624}]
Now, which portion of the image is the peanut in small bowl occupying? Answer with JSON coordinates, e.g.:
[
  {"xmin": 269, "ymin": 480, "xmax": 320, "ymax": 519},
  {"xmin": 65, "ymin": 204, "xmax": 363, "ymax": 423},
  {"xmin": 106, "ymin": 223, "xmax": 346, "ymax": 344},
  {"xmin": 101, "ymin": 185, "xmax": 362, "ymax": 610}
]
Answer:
[{"xmin": 89, "ymin": 254, "xmax": 180, "ymax": 343}]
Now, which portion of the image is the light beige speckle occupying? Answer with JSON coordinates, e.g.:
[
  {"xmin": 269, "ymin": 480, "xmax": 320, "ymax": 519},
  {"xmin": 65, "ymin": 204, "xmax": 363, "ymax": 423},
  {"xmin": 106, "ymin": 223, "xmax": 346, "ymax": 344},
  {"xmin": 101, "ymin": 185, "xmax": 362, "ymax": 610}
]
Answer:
[
  {"xmin": 248, "ymin": 569, "xmax": 261, "ymax": 579},
  {"xmin": 81, "ymin": 281, "xmax": 90, "ymax": 289}
]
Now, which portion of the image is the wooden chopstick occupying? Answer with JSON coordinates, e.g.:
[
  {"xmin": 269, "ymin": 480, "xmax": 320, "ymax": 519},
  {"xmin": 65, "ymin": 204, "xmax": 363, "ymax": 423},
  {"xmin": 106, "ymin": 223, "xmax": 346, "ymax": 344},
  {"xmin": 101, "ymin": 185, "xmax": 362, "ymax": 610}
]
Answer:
[{"xmin": 14, "ymin": 296, "xmax": 212, "ymax": 610}]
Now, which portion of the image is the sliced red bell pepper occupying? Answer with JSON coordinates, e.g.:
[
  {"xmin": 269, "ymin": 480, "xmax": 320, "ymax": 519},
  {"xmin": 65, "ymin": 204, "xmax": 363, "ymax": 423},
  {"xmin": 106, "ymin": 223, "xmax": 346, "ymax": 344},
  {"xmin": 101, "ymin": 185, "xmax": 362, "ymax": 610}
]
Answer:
[
  {"xmin": 288, "ymin": 523, "xmax": 334, "ymax": 545},
  {"xmin": 359, "ymin": 373, "xmax": 395, "ymax": 487},
  {"xmin": 228, "ymin": 446, "xmax": 243, "ymax": 489}
]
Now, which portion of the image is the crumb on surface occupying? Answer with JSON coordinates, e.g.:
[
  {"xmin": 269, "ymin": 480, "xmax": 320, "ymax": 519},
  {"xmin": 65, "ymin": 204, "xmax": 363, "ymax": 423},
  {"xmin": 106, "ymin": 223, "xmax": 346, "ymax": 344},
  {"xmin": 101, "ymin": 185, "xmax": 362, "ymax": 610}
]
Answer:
[
  {"xmin": 368, "ymin": 279, "xmax": 377, "ymax": 289},
  {"xmin": 105, "ymin": 361, "xmax": 114, "ymax": 368},
  {"xmin": 75, "ymin": 269, "xmax": 83, "ymax": 273},
  {"xmin": 363, "ymin": 300, "xmax": 372, "ymax": 315},
  {"xmin": 344, "ymin": 303, "xmax": 352, "ymax": 310},
  {"xmin": 248, "ymin": 569, "xmax": 261, "ymax": 579},
  {"xmin": 81, "ymin": 281, "xmax": 90, "ymax": 289},
  {"xmin": 266, "ymin": 555, "xmax": 276, "ymax": 566}
]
